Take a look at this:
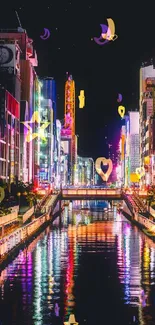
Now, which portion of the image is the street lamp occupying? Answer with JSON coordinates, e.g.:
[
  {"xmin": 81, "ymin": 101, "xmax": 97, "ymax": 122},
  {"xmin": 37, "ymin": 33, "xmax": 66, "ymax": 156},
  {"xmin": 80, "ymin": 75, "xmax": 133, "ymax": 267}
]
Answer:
[{"xmin": 17, "ymin": 192, "xmax": 21, "ymax": 208}]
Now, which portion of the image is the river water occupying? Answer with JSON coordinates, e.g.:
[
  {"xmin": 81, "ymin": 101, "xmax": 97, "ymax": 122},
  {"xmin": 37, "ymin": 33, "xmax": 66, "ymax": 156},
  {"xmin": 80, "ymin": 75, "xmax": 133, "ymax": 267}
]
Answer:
[{"xmin": 0, "ymin": 202, "xmax": 155, "ymax": 325}]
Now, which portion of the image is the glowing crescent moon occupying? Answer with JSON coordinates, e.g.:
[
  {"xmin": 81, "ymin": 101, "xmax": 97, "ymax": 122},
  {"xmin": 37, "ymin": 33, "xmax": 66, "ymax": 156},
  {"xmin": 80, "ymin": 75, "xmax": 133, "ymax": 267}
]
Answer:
[
  {"xmin": 117, "ymin": 93, "xmax": 122, "ymax": 102},
  {"xmin": 101, "ymin": 18, "xmax": 118, "ymax": 41},
  {"xmin": 40, "ymin": 28, "xmax": 50, "ymax": 40},
  {"xmin": 94, "ymin": 18, "xmax": 118, "ymax": 45},
  {"xmin": 94, "ymin": 35, "xmax": 109, "ymax": 46}
]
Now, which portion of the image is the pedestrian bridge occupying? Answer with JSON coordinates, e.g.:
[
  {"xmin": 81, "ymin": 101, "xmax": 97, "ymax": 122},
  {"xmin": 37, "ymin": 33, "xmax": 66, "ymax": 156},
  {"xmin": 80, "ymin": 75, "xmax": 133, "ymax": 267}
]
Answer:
[
  {"xmin": 61, "ymin": 188, "xmax": 122, "ymax": 200},
  {"xmin": 61, "ymin": 188, "xmax": 148, "ymax": 200}
]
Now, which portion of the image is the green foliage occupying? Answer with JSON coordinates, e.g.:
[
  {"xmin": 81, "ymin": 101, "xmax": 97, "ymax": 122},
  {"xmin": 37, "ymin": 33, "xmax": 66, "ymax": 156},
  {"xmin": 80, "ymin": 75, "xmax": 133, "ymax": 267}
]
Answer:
[{"xmin": 0, "ymin": 206, "xmax": 12, "ymax": 216}]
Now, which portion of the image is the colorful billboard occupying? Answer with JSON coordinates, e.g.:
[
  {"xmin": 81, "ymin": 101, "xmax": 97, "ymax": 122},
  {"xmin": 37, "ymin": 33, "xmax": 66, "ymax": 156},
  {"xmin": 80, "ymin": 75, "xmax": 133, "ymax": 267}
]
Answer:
[{"xmin": 61, "ymin": 140, "xmax": 69, "ymax": 154}]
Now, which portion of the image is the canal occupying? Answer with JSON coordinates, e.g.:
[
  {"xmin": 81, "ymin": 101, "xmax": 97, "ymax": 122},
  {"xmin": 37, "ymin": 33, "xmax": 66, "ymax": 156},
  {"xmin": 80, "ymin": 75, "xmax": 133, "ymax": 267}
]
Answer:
[{"xmin": 0, "ymin": 201, "xmax": 155, "ymax": 325}]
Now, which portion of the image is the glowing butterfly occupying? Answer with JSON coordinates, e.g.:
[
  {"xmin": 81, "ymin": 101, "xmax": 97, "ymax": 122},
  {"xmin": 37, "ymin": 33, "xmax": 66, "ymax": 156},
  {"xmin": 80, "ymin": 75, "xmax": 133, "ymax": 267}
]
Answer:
[
  {"xmin": 94, "ymin": 18, "xmax": 118, "ymax": 46},
  {"xmin": 21, "ymin": 111, "xmax": 50, "ymax": 142},
  {"xmin": 64, "ymin": 314, "xmax": 78, "ymax": 325},
  {"xmin": 40, "ymin": 28, "xmax": 50, "ymax": 40},
  {"xmin": 117, "ymin": 93, "xmax": 122, "ymax": 102},
  {"xmin": 136, "ymin": 167, "xmax": 145, "ymax": 179},
  {"xmin": 78, "ymin": 90, "xmax": 85, "ymax": 108},
  {"xmin": 95, "ymin": 157, "xmax": 113, "ymax": 182},
  {"xmin": 118, "ymin": 105, "xmax": 125, "ymax": 118}
]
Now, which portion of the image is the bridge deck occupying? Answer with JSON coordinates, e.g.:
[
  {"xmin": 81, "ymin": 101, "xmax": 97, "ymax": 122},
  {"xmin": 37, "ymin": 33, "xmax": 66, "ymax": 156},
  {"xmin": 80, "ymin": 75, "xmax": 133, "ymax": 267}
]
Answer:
[
  {"xmin": 61, "ymin": 189, "xmax": 122, "ymax": 200},
  {"xmin": 61, "ymin": 189, "xmax": 148, "ymax": 200}
]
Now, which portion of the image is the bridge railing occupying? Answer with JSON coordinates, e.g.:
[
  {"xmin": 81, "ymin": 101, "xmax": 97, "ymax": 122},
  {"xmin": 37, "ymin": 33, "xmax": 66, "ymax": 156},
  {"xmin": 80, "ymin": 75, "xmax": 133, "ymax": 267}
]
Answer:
[{"xmin": 62, "ymin": 189, "xmax": 122, "ymax": 196}]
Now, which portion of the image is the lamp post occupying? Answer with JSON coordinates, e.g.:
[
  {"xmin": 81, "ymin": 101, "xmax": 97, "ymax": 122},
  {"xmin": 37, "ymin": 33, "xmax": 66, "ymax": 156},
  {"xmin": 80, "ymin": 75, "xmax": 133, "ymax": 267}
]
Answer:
[{"xmin": 17, "ymin": 192, "xmax": 21, "ymax": 208}]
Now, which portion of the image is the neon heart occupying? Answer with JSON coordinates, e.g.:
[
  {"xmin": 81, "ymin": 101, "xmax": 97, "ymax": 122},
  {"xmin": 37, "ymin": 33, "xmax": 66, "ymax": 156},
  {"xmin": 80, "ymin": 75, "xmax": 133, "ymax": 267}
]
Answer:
[
  {"xmin": 118, "ymin": 105, "xmax": 125, "ymax": 118},
  {"xmin": 136, "ymin": 167, "xmax": 145, "ymax": 179},
  {"xmin": 95, "ymin": 157, "xmax": 113, "ymax": 182}
]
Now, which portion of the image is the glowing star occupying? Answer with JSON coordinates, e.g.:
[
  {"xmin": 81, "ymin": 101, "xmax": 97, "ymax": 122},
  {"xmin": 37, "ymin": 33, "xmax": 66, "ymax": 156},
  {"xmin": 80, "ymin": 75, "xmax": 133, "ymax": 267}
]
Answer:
[
  {"xmin": 118, "ymin": 105, "xmax": 125, "ymax": 118},
  {"xmin": 21, "ymin": 111, "xmax": 50, "ymax": 143},
  {"xmin": 78, "ymin": 90, "xmax": 85, "ymax": 108},
  {"xmin": 136, "ymin": 167, "xmax": 145, "ymax": 179},
  {"xmin": 40, "ymin": 28, "xmax": 50, "ymax": 40},
  {"xmin": 64, "ymin": 314, "xmax": 78, "ymax": 325},
  {"xmin": 94, "ymin": 18, "xmax": 118, "ymax": 46},
  {"xmin": 95, "ymin": 157, "xmax": 113, "ymax": 182}
]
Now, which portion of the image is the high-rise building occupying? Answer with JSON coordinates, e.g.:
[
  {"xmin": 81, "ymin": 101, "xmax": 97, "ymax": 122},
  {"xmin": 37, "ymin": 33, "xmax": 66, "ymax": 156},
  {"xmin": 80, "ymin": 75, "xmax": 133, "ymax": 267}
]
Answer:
[
  {"xmin": 39, "ymin": 98, "xmax": 53, "ymax": 185},
  {"xmin": 54, "ymin": 120, "xmax": 61, "ymax": 188},
  {"xmin": 41, "ymin": 77, "xmax": 57, "ymax": 187},
  {"xmin": 128, "ymin": 112, "xmax": 140, "ymax": 186},
  {"xmin": 119, "ymin": 112, "xmax": 140, "ymax": 187},
  {"xmin": 0, "ymin": 28, "xmax": 38, "ymax": 184},
  {"xmin": 139, "ymin": 64, "xmax": 155, "ymax": 185}
]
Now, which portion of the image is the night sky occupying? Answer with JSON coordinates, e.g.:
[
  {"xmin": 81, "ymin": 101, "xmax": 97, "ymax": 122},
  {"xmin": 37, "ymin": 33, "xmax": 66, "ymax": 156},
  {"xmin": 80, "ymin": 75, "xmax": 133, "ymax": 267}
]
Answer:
[{"xmin": 1, "ymin": 1, "xmax": 155, "ymax": 160}]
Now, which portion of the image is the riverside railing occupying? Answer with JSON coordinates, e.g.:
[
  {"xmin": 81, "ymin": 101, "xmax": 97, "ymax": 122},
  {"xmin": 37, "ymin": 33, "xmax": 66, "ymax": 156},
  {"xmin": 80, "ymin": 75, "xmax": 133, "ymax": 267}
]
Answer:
[{"xmin": 0, "ymin": 212, "xmax": 50, "ymax": 259}]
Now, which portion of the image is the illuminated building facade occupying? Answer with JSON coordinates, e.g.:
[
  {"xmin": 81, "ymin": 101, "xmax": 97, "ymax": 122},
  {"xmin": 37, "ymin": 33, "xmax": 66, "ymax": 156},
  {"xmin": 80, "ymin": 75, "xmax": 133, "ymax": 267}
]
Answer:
[
  {"xmin": 120, "ymin": 125, "xmax": 126, "ymax": 185},
  {"xmin": 0, "ymin": 28, "xmax": 38, "ymax": 184},
  {"xmin": 54, "ymin": 120, "xmax": 61, "ymax": 188},
  {"xmin": 0, "ymin": 88, "xmax": 20, "ymax": 184},
  {"xmin": 139, "ymin": 64, "xmax": 155, "ymax": 185},
  {"xmin": 61, "ymin": 139, "xmax": 70, "ymax": 186},
  {"xmin": 119, "ymin": 112, "xmax": 140, "ymax": 187},
  {"xmin": 61, "ymin": 74, "xmax": 77, "ymax": 184},
  {"xmin": 41, "ymin": 77, "xmax": 57, "ymax": 186},
  {"xmin": 39, "ymin": 99, "xmax": 53, "ymax": 184},
  {"xmin": 128, "ymin": 112, "xmax": 140, "ymax": 186},
  {"xmin": 77, "ymin": 156, "xmax": 94, "ymax": 186},
  {"xmin": 0, "ymin": 36, "xmax": 21, "ymax": 185}
]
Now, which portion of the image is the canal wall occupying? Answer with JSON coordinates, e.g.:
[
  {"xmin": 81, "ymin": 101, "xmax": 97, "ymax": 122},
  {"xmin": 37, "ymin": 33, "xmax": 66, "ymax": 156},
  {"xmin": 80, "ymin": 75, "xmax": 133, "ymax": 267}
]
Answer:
[
  {"xmin": 0, "ymin": 194, "xmax": 62, "ymax": 269},
  {"xmin": 0, "ymin": 213, "xmax": 51, "ymax": 269},
  {"xmin": 122, "ymin": 202, "xmax": 155, "ymax": 241}
]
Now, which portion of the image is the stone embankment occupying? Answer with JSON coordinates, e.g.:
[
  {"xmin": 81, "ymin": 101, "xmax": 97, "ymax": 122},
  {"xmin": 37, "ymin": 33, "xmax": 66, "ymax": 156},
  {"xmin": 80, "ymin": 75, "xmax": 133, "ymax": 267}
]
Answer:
[{"xmin": 0, "ymin": 193, "xmax": 60, "ymax": 268}]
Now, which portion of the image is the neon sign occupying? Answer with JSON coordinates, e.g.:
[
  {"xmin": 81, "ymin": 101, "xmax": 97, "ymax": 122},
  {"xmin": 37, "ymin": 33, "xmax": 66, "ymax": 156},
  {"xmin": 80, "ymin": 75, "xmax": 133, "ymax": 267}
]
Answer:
[
  {"xmin": 21, "ymin": 111, "xmax": 50, "ymax": 142},
  {"xmin": 95, "ymin": 157, "xmax": 113, "ymax": 181},
  {"xmin": 78, "ymin": 90, "xmax": 85, "ymax": 108},
  {"xmin": 94, "ymin": 18, "xmax": 118, "ymax": 46}
]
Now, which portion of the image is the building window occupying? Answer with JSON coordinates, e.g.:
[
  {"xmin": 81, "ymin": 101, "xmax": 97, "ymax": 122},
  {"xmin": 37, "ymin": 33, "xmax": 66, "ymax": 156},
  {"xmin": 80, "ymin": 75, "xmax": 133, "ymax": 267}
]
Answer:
[
  {"xmin": 0, "ymin": 143, "xmax": 5, "ymax": 159},
  {"xmin": 8, "ymin": 114, "xmax": 11, "ymax": 125}
]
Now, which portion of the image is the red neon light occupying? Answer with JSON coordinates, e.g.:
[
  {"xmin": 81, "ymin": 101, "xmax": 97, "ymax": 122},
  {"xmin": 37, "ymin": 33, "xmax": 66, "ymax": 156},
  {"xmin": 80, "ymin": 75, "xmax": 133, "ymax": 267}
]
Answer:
[{"xmin": 6, "ymin": 91, "xmax": 19, "ymax": 119}]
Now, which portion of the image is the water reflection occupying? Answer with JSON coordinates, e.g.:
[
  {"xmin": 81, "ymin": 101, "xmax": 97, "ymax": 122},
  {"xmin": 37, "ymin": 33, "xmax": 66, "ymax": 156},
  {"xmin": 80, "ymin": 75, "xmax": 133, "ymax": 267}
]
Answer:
[{"xmin": 0, "ymin": 204, "xmax": 155, "ymax": 324}]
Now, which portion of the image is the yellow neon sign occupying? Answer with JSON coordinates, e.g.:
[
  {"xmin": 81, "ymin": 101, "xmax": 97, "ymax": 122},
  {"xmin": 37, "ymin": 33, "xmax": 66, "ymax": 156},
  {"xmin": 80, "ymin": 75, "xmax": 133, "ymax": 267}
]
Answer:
[
  {"xmin": 21, "ymin": 111, "xmax": 50, "ymax": 143},
  {"xmin": 78, "ymin": 90, "xmax": 85, "ymax": 108}
]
